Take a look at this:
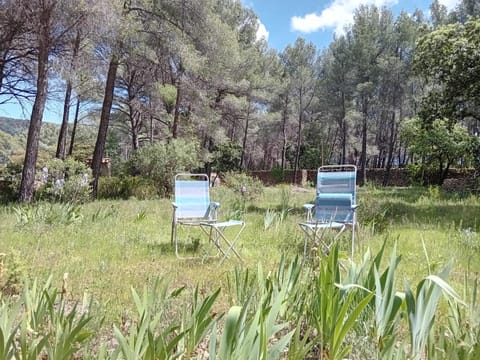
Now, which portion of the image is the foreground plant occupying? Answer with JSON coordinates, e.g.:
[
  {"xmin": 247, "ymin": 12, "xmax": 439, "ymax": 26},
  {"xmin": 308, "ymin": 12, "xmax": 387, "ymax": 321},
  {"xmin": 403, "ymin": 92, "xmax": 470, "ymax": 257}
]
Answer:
[
  {"xmin": 210, "ymin": 263, "xmax": 295, "ymax": 360},
  {"xmin": 405, "ymin": 269, "xmax": 463, "ymax": 360},
  {"xmin": 111, "ymin": 278, "xmax": 186, "ymax": 359},
  {"xmin": 0, "ymin": 276, "xmax": 93, "ymax": 359},
  {"xmin": 2, "ymin": 238, "xmax": 480, "ymax": 359},
  {"xmin": 309, "ymin": 246, "xmax": 373, "ymax": 360},
  {"xmin": 372, "ymin": 243, "xmax": 403, "ymax": 358}
]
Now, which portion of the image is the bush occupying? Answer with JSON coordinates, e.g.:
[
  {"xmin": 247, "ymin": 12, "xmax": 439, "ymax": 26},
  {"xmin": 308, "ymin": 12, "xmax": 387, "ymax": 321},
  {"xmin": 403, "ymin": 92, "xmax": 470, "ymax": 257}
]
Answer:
[
  {"xmin": 13, "ymin": 202, "xmax": 83, "ymax": 227},
  {"xmin": 212, "ymin": 142, "xmax": 242, "ymax": 173},
  {"xmin": 270, "ymin": 165, "xmax": 285, "ymax": 183},
  {"xmin": 0, "ymin": 251, "xmax": 26, "ymax": 295},
  {"xmin": 221, "ymin": 172, "xmax": 264, "ymax": 202},
  {"xmin": 97, "ymin": 176, "xmax": 158, "ymax": 200},
  {"xmin": 405, "ymin": 162, "xmax": 441, "ymax": 186},
  {"xmin": 35, "ymin": 157, "xmax": 92, "ymax": 203},
  {"xmin": 0, "ymin": 162, "xmax": 22, "ymax": 203},
  {"xmin": 127, "ymin": 139, "xmax": 203, "ymax": 196}
]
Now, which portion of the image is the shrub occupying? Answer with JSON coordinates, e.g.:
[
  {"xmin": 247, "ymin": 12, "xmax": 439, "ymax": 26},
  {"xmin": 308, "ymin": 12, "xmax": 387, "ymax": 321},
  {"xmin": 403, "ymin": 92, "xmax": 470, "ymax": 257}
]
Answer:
[
  {"xmin": 97, "ymin": 176, "xmax": 158, "ymax": 200},
  {"xmin": 271, "ymin": 165, "xmax": 285, "ymax": 183},
  {"xmin": 127, "ymin": 139, "xmax": 203, "ymax": 196},
  {"xmin": 97, "ymin": 176, "xmax": 125, "ymax": 199},
  {"xmin": 13, "ymin": 202, "xmax": 83, "ymax": 227},
  {"xmin": 212, "ymin": 142, "xmax": 242, "ymax": 173},
  {"xmin": 221, "ymin": 172, "xmax": 264, "ymax": 202},
  {"xmin": 401, "ymin": 118, "xmax": 472, "ymax": 185},
  {"xmin": 0, "ymin": 162, "xmax": 22, "ymax": 203},
  {"xmin": 0, "ymin": 251, "xmax": 26, "ymax": 295},
  {"xmin": 35, "ymin": 157, "xmax": 92, "ymax": 203}
]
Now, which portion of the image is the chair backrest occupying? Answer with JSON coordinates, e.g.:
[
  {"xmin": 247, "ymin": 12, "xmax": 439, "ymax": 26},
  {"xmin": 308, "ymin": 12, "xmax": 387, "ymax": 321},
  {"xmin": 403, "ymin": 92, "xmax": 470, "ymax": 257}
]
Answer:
[
  {"xmin": 315, "ymin": 165, "xmax": 357, "ymax": 223},
  {"xmin": 174, "ymin": 174, "xmax": 211, "ymax": 219}
]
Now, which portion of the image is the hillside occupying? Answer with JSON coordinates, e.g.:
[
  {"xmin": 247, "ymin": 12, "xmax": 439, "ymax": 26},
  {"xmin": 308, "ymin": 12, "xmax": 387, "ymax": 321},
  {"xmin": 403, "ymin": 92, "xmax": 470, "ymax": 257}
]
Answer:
[
  {"xmin": 0, "ymin": 116, "xmax": 59, "ymax": 165},
  {"xmin": 0, "ymin": 116, "xmax": 30, "ymax": 136}
]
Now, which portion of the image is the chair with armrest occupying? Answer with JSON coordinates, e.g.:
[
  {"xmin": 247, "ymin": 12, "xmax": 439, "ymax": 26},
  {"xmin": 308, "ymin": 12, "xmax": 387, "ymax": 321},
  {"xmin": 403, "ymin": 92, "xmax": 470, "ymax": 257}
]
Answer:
[
  {"xmin": 299, "ymin": 165, "xmax": 358, "ymax": 257},
  {"xmin": 171, "ymin": 173, "xmax": 244, "ymax": 262}
]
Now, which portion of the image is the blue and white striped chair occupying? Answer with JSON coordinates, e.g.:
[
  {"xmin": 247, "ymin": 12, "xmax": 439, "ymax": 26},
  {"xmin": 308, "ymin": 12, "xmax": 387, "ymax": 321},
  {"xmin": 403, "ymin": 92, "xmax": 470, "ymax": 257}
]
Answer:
[
  {"xmin": 171, "ymin": 173, "xmax": 244, "ymax": 262},
  {"xmin": 299, "ymin": 165, "xmax": 358, "ymax": 257}
]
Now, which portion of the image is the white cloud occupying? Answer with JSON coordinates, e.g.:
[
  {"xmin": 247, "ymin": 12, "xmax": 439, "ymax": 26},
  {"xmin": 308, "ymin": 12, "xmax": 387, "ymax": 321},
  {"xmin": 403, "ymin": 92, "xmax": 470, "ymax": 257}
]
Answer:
[
  {"xmin": 256, "ymin": 19, "xmax": 269, "ymax": 42},
  {"xmin": 291, "ymin": 0, "xmax": 398, "ymax": 34},
  {"xmin": 438, "ymin": 0, "xmax": 460, "ymax": 10}
]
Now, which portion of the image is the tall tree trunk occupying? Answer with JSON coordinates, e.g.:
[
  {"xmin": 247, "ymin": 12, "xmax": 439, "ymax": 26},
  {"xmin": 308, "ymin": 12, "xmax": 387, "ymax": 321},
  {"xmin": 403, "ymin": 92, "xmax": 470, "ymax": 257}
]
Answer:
[
  {"xmin": 0, "ymin": 51, "xmax": 6, "ymax": 93},
  {"xmin": 19, "ymin": 26, "xmax": 50, "ymax": 203},
  {"xmin": 0, "ymin": 36, "xmax": 14, "ymax": 93},
  {"xmin": 293, "ymin": 96, "xmax": 303, "ymax": 184},
  {"xmin": 281, "ymin": 95, "xmax": 289, "ymax": 170},
  {"xmin": 240, "ymin": 97, "xmax": 251, "ymax": 169},
  {"xmin": 131, "ymin": 119, "xmax": 139, "ymax": 150},
  {"xmin": 203, "ymin": 137, "xmax": 214, "ymax": 179},
  {"xmin": 149, "ymin": 115, "xmax": 153, "ymax": 144},
  {"xmin": 359, "ymin": 97, "xmax": 368, "ymax": 186},
  {"xmin": 91, "ymin": 55, "xmax": 118, "ymax": 198},
  {"xmin": 340, "ymin": 91, "xmax": 347, "ymax": 164},
  {"xmin": 328, "ymin": 127, "xmax": 339, "ymax": 164},
  {"xmin": 56, "ymin": 81, "xmax": 72, "ymax": 159},
  {"xmin": 383, "ymin": 112, "xmax": 397, "ymax": 186},
  {"xmin": 56, "ymin": 32, "xmax": 80, "ymax": 159},
  {"xmin": 68, "ymin": 97, "xmax": 81, "ymax": 156},
  {"xmin": 172, "ymin": 78, "xmax": 181, "ymax": 138},
  {"xmin": 440, "ymin": 161, "xmax": 450, "ymax": 185},
  {"xmin": 129, "ymin": 105, "xmax": 139, "ymax": 151}
]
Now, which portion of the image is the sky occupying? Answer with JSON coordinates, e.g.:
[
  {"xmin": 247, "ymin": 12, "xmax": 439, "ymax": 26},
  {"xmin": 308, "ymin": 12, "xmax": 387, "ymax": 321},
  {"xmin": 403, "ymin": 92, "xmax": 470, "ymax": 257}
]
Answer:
[
  {"xmin": 0, "ymin": 0, "xmax": 461, "ymax": 124},
  {"xmin": 244, "ymin": 0, "xmax": 461, "ymax": 51}
]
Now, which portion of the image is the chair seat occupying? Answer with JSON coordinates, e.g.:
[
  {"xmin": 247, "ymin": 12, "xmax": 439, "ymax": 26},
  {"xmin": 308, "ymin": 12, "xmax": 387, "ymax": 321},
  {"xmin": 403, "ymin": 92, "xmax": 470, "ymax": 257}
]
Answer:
[
  {"xmin": 178, "ymin": 218, "xmax": 215, "ymax": 225},
  {"xmin": 199, "ymin": 220, "xmax": 245, "ymax": 264},
  {"xmin": 201, "ymin": 220, "xmax": 244, "ymax": 228},
  {"xmin": 299, "ymin": 221, "xmax": 346, "ymax": 229}
]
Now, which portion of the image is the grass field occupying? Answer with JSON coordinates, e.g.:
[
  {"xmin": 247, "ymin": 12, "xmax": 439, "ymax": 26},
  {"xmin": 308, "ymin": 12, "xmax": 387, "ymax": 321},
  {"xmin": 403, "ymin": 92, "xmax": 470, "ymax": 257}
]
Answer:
[{"xmin": 1, "ymin": 184, "xmax": 479, "ymax": 358}]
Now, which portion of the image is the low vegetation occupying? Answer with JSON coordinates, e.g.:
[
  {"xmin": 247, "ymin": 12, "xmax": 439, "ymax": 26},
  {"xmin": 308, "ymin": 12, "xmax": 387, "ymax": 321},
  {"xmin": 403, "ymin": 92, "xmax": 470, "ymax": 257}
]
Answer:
[{"xmin": 1, "ymin": 184, "xmax": 480, "ymax": 359}]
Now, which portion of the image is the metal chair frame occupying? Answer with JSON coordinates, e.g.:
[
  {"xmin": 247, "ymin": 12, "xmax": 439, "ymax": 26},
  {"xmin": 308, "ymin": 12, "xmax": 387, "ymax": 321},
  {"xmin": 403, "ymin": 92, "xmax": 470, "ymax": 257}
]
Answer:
[
  {"xmin": 299, "ymin": 165, "xmax": 358, "ymax": 257},
  {"xmin": 171, "ymin": 173, "xmax": 244, "ymax": 262}
]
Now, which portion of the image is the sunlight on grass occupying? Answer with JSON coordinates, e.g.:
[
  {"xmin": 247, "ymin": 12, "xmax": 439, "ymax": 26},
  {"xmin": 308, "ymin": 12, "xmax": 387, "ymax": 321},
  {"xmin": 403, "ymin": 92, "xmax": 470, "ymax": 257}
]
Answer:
[{"xmin": 1, "ymin": 185, "xmax": 479, "ymax": 356}]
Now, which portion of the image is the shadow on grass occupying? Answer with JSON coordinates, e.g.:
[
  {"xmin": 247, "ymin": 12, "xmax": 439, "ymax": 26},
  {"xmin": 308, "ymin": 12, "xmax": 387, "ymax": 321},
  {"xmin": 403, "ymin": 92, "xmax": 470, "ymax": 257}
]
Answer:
[
  {"xmin": 361, "ymin": 201, "xmax": 480, "ymax": 230},
  {"xmin": 148, "ymin": 237, "xmax": 225, "ymax": 261},
  {"xmin": 363, "ymin": 186, "xmax": 429, "ymax": 203}
]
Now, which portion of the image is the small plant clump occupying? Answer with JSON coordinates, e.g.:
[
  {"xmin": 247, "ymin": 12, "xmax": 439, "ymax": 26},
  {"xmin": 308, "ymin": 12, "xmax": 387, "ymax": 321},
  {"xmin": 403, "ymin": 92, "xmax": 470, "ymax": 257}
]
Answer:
[{"xmin": 35, "ymin": 157, "xmax": 92, "ymax": 204}]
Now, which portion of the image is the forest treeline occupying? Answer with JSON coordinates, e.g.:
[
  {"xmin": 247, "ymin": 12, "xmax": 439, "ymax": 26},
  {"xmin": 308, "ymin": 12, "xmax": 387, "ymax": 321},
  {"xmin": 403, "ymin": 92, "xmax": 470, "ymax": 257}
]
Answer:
[{"xmin": 0, "ymin": 0, "xmax": 479, "ymax": 202}]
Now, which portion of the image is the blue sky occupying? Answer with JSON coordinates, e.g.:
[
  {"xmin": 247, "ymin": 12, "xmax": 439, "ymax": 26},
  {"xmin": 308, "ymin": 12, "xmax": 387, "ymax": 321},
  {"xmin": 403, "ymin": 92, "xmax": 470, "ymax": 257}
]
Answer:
[
  {"xmin": 244, "ymin": 0, "xmax": 461, "ymax": 51},
  {"xmin": 0, "ymin": 94, "xmax": 69, "ymax": 124}
]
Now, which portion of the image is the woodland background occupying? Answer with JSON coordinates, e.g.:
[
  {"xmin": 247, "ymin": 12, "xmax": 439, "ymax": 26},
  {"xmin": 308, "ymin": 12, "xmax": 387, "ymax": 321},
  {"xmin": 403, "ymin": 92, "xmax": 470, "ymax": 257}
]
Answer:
[{"xmin": 0, "ymin": 0, "xmax": 479, "ymax": 201}]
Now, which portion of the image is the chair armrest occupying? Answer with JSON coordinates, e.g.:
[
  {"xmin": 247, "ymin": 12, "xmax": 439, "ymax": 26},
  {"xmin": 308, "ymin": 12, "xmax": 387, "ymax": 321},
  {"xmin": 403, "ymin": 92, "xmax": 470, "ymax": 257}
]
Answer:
[
  {"xmin": 351, "ymin": 204, "xmax": 359, "ymax": 210},
  {"xmin": 303, "ymin": 203, "xmax": 314, "ymax": 222},
  {"xmin": 172, "ymin": 202, "xmax": 178, "ymax": 209}
]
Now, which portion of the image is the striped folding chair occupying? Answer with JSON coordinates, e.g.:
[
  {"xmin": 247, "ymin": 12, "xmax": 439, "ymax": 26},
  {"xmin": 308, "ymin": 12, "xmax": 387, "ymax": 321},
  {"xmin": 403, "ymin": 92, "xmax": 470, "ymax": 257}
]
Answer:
[
  {"xmin": 171, "ymin": 174, "xmax": 245, "ymax": 262},
  {"xmin": 299, "ymin": 165, "xmax": 359, "ymax": 257}
]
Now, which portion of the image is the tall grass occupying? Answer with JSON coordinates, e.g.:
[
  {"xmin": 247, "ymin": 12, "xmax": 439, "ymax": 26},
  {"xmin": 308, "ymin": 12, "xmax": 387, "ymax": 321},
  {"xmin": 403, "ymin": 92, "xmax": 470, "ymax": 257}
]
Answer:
[
  {"xmin": 0, "ymin": 185, "xmax": 479, "ymax": 358},
  {"xmin": 0, "ymin": 243, "xmax": 478, "ymax": 358}
]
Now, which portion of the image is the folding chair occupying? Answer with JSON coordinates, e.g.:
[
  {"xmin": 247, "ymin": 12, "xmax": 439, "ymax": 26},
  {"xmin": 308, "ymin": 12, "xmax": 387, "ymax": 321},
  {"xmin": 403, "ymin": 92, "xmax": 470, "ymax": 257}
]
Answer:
[
  {"xmin": 299, "ymin": 165, "xmax": 359, "ymax": 257},
  {"xmin": 171, "ymin": 173, "xmax": 245, "ymax": 262}
]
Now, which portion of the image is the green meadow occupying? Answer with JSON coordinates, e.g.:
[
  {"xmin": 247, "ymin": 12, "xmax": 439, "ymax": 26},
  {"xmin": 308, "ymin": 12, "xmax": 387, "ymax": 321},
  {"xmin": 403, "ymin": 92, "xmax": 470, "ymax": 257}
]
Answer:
[{"xmin": 1, "ymin": 185, "xmax": 480, "ymax": 359}]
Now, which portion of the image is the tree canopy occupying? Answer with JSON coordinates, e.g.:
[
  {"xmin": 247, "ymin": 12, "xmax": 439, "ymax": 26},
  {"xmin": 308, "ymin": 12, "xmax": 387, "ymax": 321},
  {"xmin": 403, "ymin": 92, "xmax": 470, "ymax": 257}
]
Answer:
[{"xmin": 0, "ymin": 0, "xmax": 479, "ymax": 200}]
